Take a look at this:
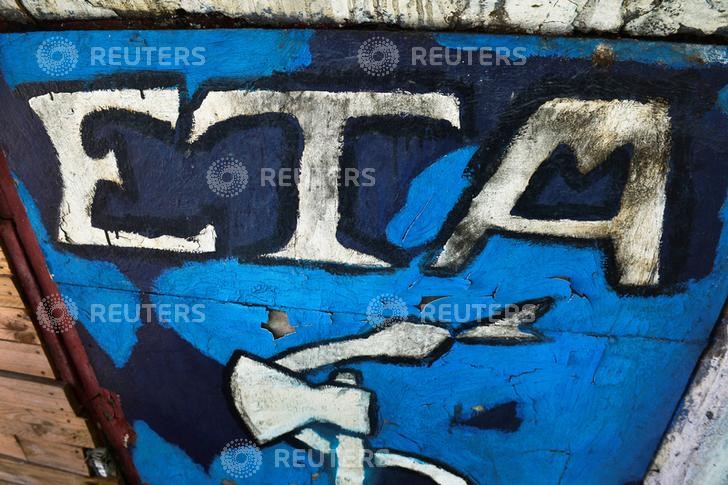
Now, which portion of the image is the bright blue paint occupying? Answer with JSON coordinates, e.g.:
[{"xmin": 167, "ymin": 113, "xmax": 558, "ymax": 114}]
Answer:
[
  {"xmin": 358, "ymin": 335, "xmax": 703, "ymax": 484},
  {"xmin": 3, "ymin": 29, "xmax": 728, "ymax": 485},
  {"xmin": 386, "ymin": 145, "xmax": 478, "ymax": 248},
  {"xmin": 15, "ymin": 179, "xmax": 141, "ymax": 367},
  {"xmin": 435, "ymin": 33, "xmax": 728, "ymax": 68},
  {"xmin": 153, "ymin": 205, "xmax": 728, "ymax": 346},
  {"xmin": 133, "ymin": 420, "xmax": 330, "ymax": 485},
  {"xmin": 142, "ymin": 200, "xmax": 728, "ymax": 483},
  {"xmin": 133, "ymin": 421, "xmax": 212, "ymax": 484},
  {"xmin": 58, "ymin": 283, "xmax": 142, "ymax": 367},
  {"xmin": 0, "ymin": 30, "xmax": 313, "ymax": 93}
]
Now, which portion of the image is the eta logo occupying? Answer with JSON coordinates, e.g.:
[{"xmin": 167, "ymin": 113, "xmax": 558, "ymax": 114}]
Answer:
[{"xmin": 29, "ymin": 89, "xmax": 669, "ymax": 286}]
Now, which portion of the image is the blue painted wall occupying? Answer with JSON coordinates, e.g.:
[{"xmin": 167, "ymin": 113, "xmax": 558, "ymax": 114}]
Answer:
[{"xmin": 0, "ymin": 30, "xmax": 727, "ymax": 484}]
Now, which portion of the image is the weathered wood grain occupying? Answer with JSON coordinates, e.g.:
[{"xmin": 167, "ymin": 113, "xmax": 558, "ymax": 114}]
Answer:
[
  {"xmin": 0, "ymin": 374, "xmax": 73, "ymax": 413},
  {"xmin": 0, "ymin": 308, "xmax": 39, "ymax": 345},
  {"xmin": 0, "ymin": 276, "xmax": 26, "ymax": 310},
  {"xmin": 0, "ymin": 252, "xmax": 13, "ymax": 276},
  {"xmin": 0, "ymin": 434, "xmax": 26, "ymax": 461},
  {"xmin": 0, "ymin": 401, "xmax": 94, "ymax": 448},
  {"xmin": 15, "ymin": 436, "xmax": 89, "ymax": 475},
  {"xmin": 0, "ymin": 247, "xmax": 103, "ymax": 481},
  {"xmin": 0, "ymin": 341, "xmax": 54, "ymax": 379},
  {"xmin": 0, "ymin": 457, "xmax": 117, "ymax": 484}
]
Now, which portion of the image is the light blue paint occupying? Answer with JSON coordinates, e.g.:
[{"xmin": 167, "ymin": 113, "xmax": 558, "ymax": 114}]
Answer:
[
  {"xmin": 435, "ymin": 33, "xmax": 728, "ymax": 68},
  {"xmin": 15, "ymin": 179, "xmax": 141, "ymax": 367},
  {"xmin": 143, "ymin": 197, "xmax": 728, "ymax": 482},
  {"xmin": 0, "ymin": 30, "xmax": 313, "ymax": 93},
  {"xmin": 133, "ymin": 420, "xmax": 330, "ymax": 485},
  {"xmin": 4, "ymin": 29, "xmax": 728, "ymax": 484},
  {"xmin": 133, "ymin": 421, "xmax": 211, "ymax": 484},
  {"xmin": 153, "ymin": 203, "xmax": 728, "ymax": 346},
  {"xmin": 386, "ymin": 145, "xmax": 478, "ymax": 248}
]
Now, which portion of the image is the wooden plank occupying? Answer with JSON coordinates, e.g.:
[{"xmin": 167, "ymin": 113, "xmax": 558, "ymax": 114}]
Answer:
[
  {"xmin": 0, "ymin": 457, "xmax": 118, "ymax": 484},
  {"xmin": 16, "ymin": 436, "xmax": 89, "ymax": 476},
  {"xmin": 0, "ymin": 276, "xmax": 25, "ymax": 310},
  {"xmin": 0, "ymin": 252, "xmax": 12, "ymax": 276},
  {"xmin": 0, "ymin": 401, "xmax": 94, "ymax": 448},
  {"xmin": 0, "ymin": 307, "xmax": 39, "ymax": 345},
  {"xmin": 0, "ymin": 341, "xmax": 54, "ymax": 379},
  {"xmin": 0, "ymin": 375, "xmax": 72, "ymax": 413},
  {"xmin": 0, "ymin": 434, "xmax": 25, "ymax": 461}
]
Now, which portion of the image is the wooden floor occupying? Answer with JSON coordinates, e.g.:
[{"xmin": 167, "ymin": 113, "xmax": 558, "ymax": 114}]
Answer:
[{"xmin": 0, "ymin": 248, "xmax": 117, "ymax": 484}]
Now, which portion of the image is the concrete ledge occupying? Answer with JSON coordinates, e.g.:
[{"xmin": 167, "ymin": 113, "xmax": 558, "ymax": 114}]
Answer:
[
  {"xmin": 647, "ymin": 306, "xmax": 728, "ymax": 485},
  {"xmin": 0, "ymin": 0, "xmax": 726, "ymax": 38}
]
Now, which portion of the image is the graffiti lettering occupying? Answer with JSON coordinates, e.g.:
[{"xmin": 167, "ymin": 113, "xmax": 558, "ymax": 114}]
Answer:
[
  {"xmin": 433, "ymin": 99, "xmax": 670, "ymax": 286},
  {"xmin": 29, "ymin": 91, "xmax": 669, "ymax": 286},
  {"xmin": 190, "ymin": 90, "xmax": 461, "ymax": 266}
]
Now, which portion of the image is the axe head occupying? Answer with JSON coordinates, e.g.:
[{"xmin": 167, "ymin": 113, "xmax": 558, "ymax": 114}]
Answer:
[{"xmin": 229, "ymin": 352, "xmax": 371, "ymax": 444}]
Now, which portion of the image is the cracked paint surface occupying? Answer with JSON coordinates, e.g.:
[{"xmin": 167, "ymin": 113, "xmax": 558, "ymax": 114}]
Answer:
[
  {"xmin": 0, "ymin": 0, "xmax": 727, "ymax": 38},
  {"xmin": 0, "ymin": 29, "xmax": 727, "ymax": 484}
]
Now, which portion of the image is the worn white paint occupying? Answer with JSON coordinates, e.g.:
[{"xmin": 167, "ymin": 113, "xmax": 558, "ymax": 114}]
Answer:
[
  {"xmin": 433, "ymin": 98, "xmax": 670, "ymax": 286},
  {"xmin": 29, "ymin": 87, "xmax": 460, "ymax": 262},
  {"xmin": 573, "ymin": 0, "xmax": 625, "ymax": 33},
  {"xmin": 20, "ymin": 0, "xmax": 117, "ymax": 20},
  {"xmin": 191, "ymin": 90, "xmax": 460, "ymax": 267},
  {"xmin": 646, "ymin": 313, "xmax": 728, "ymax": 485},
  {"xmin": 335, "ymin": 434, "xmax": 365, "ymax": 485},
  {"xmin": 229, "ymin": 353, "xmax": 371, "ymax": 443},
  {"xmin": 231, "ymin": 328, "xmax": 471, "ymax": 484},
  {"xmin": 0, "ymin": 0, "xmax": 30, "ymax": 21},
  {"xmin": 29, "ymin": 90, "xmax": 672, "ymax": 286},
  {"xmin": 456, "ymin": 303, "xmax": 542, "ymax": 341},
  {"xmin": 28, "ymin": 89, "xmax": 217, "ymax": 253},
  {"xmin": 3, "ymin": 0, "xmax": 726, "ymax": 37},
  {"xmin": 294, "ymin": 428, "xmax": 332, "ymax": 454},
  {"xmin": 274, "ymin": 321, "xmax": 451, "ymax": 372},
  {"xmin": 624, "ymin": 0, "xmax": 728, "ymax": 37}
]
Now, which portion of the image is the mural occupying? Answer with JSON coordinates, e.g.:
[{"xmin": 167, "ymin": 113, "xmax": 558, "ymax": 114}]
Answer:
[{"xmin": 0, "ymin": 29, "xmax": 727, "ymax": 484}]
